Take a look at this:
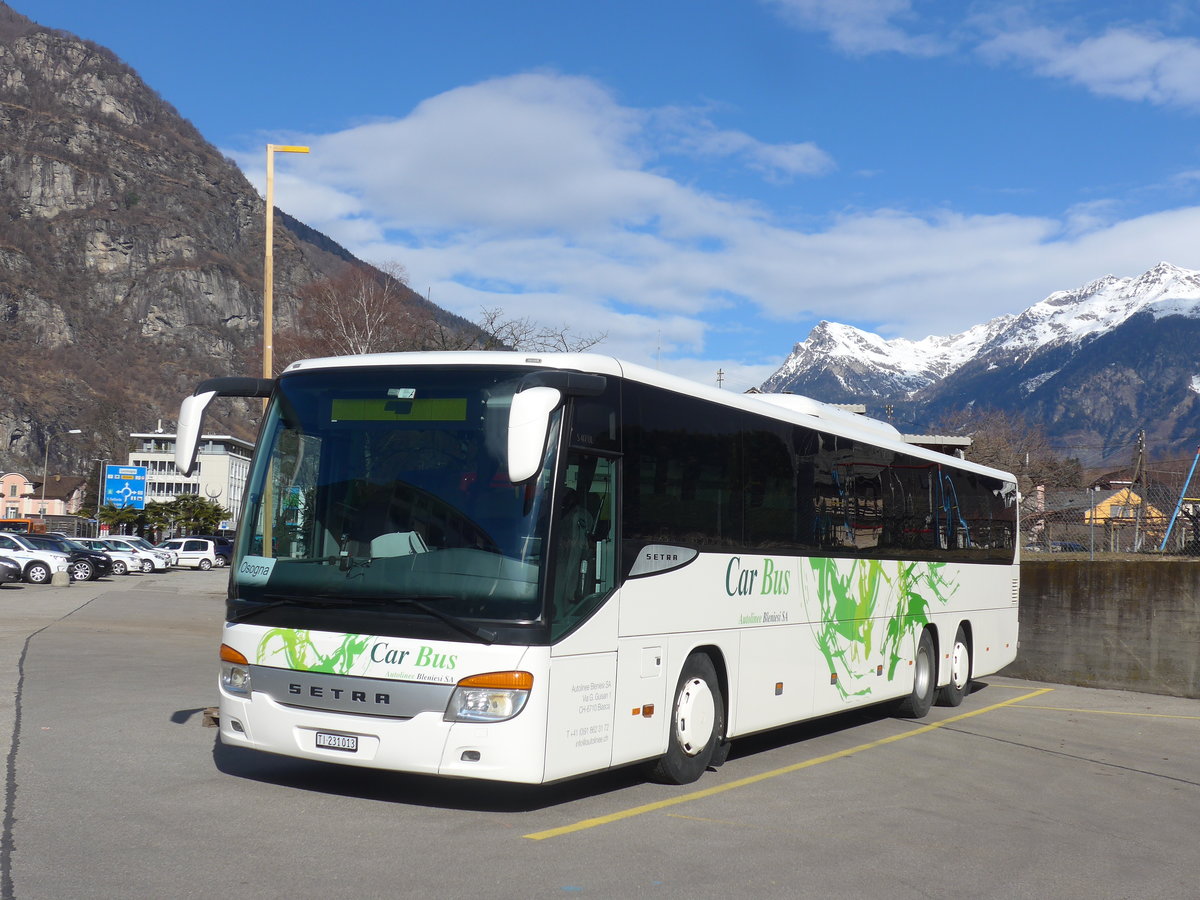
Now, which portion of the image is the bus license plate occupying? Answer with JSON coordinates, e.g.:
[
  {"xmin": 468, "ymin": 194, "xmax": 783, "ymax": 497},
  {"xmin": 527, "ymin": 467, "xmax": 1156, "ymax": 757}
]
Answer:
[{"xmin": 315, "ymin": 732, "xmax": 358, "ymax": 752}]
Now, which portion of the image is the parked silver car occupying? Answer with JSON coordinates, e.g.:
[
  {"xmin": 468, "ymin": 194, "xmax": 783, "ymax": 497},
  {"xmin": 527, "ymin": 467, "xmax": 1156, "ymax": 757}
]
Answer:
[
  {"xmin": 102, "ymin": 536, "xmax": 171, "ymax": 573},
  {"xmin": 76, "ymin": 538, "xmax": 140, "ymax": 576}
]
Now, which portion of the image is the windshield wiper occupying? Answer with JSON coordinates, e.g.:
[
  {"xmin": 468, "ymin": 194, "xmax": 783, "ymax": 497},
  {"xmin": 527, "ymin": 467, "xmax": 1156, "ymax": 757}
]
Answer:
[
  {"xmin": 227, "ymin": 593, "xmax": 354, "ymax": 623},
  {"xmin": 235, "ymin": 592, "xmax": 497, "ymax": 645},
  {"xmin": 323, "ymin": 594, "xmax": 497, "ymax": 645},
  {"xmin": 388, "ymin": 597, "xmax": 497, "ymax": 645}
]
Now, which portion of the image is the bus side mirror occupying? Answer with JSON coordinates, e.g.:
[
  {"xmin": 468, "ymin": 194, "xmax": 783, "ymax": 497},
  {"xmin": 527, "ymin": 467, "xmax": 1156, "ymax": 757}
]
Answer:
[
  {"xmin": 507, "ymin": 386, "xmax": 562, "ymax": 483},
  {"xmin": 175, "ymin": 376, "xmax": 274, "ymax": 476},
  {"xmin": 176, "ymin": 390, "xmax": 219, "ymax": 477}
]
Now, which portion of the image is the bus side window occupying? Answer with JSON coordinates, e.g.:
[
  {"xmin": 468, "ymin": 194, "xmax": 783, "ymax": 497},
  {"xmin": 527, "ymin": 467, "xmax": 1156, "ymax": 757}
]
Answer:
[{"xmin": 549, "ymin": 452, "xmax": 616, "ymax": 638}]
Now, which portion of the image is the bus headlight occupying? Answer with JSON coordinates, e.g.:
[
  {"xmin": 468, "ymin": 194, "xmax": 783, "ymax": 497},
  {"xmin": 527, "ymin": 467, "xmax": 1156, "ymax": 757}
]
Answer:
[
  {"xmin": 220, "ymin": 644, "xmax": 252, "ymax": 695},
  {"xmin": 445, "ymin": 671, "xmax": 533, "ymax": 723}
]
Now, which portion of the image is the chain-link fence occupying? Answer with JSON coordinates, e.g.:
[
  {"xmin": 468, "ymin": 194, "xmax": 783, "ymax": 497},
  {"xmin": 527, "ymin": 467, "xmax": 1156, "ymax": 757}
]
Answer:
[{"xmin": 1019, "ymin": 485, "xmax": 1200, "ymax": 558}]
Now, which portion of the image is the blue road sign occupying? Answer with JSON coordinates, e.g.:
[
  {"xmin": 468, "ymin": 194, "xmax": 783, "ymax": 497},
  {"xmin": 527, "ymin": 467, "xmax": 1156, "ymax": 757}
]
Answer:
[{"xmin": 104, "ymin": 465, "xmax": 147, "ymax": 510}]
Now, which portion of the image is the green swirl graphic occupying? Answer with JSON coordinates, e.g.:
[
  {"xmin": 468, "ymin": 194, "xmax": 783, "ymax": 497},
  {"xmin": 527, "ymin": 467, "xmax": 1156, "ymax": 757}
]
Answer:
[
  {"xmin": 808, "ymin": 559, "xmax": 957, "ymax": 699},
  {"xmin": 256, "ymin": 628, "xmax": 371, "ymax": 675}
]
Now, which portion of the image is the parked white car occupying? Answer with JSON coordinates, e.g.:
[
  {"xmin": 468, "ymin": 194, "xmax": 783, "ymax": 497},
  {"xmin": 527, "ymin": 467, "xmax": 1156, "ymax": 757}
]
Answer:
[
  {"xmin": 0, "ymin": 532, "xmax": 71, "ymax": 584},
  {"xmin": 133, "ymin": 536, "xmax": 178, "ymax": 566},
  {"xmin": 76, "ymin": 538, "xmax": 141, "ymax": 576},
  {"xmin": 104, "ymin": 536, "xmax": 172, "ymax": 572},
  {"xmin": 158, "ymin": 538, "xmax": 218, "ymax": 570}
]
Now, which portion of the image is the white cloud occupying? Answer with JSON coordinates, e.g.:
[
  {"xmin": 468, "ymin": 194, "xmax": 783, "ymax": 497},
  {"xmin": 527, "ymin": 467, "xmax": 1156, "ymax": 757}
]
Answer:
[
  {"xmin": 228, "ymin": 71, "xmax": 1200, "ymax": 392},
  {"xmin": 978, "ymin": 25, "xmax": 1200, "ymax": 110},
  {"xmin": 763, "ymin": 0, "xmax": 948, "ymax": 57},
  {"xmin": 654, "ymin": 107, "xmax": 836, "ymax": 180},
  {"xmin": 765, "ymin": 2, "xmax": 1200, "ymax": 114}
]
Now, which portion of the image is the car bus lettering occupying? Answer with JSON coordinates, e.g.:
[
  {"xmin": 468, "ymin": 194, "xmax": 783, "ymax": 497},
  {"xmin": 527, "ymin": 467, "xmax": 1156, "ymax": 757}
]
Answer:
[
  {"xmin": 370, "ymin": 642, "xmax": 411, "ymax": 665},
  {"xmin": 725, "ymin": 556, "xmax": 791, "ymax": 597}
]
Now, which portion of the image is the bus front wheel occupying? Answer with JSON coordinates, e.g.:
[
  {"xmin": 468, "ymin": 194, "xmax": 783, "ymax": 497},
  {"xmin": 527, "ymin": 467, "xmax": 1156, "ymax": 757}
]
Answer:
[
  {"xmin": 650, "ymin": 653, "xmax": 725, "ymax": 785},
  {"xmin": 894, "ymin": 629, "xmax": 936, "ymax": 719}
]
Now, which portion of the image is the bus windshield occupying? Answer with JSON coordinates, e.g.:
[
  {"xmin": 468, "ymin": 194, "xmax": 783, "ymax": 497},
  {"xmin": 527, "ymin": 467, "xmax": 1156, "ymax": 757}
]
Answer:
[{"xmin": 233, "ymin": 365, "xmax": 557, "ymax": 629}]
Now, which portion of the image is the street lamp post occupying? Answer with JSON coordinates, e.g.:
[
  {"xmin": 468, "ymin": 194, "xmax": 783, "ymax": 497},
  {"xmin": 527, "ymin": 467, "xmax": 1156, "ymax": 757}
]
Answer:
[
  {"xmin": 262, "ymin": 143, "xmax": 310, "ymax": 381},
  {"xmin": 40, "ymin": 428, "xmax": 82, "ymax": 520},
  {"xmin": 262, "ymin": 143, "xmax": 308, "ymax": 562},
  {"xmin": 93, "ymin": 456, "xmax": 110, "ymax": 534}
]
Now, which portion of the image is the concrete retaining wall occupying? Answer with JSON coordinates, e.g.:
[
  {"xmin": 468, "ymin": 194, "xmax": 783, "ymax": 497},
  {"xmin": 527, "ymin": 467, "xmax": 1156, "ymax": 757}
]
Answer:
[{"xmin": 1002, "ymin": 560, "xmax": 1200, "ymax": 699}]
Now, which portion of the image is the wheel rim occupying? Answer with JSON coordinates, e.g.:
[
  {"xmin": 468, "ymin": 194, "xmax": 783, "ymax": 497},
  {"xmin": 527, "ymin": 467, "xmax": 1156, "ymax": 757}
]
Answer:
[
  {"xmin": 674, "ymin": 677, "xmax": 716, "ymax": 757},
  {"xmin": 913, "ymin": 643, "xmax": 934, "ymax": 699},
  {"xmin": 141, "ymin": 560, "xmax": 153, "ymax": 572},
  {"xmin": 28, "ymin": 566, "xmax": 48, "ymax": 583},
  {"xmin": 114, "ymin": 562, "xmax": 126, "ymax": 575},
  {"xmin": 950, "ymin": 640, "xmax": 970, "ymax": 690},
  {"xmin": 71, "ymin": 562, "xmax": 91, "ymax": 581}
]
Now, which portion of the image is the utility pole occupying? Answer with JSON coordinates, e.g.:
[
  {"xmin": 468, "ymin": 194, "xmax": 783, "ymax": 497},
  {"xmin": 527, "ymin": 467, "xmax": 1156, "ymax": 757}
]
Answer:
[{"xmin": 1131, "ymin": 430, "xmax": 1146, "ymax": 551}]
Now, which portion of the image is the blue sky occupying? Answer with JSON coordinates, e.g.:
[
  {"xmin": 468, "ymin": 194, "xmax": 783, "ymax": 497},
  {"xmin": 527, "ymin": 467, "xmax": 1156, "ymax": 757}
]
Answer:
[{"xmin": 36, "ymin": 0, "xmax": 1200, "ymax": 389}]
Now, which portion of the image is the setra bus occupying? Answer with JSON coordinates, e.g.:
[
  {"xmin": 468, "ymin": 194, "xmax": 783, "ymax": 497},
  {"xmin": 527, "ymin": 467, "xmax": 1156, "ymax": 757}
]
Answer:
[{"xmin": 176, "ymin": 352, "xmax": 1019, "ymax": 785}]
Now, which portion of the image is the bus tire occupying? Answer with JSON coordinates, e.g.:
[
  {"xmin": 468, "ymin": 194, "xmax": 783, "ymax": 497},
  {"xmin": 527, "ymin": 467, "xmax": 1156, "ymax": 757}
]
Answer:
[
  {"xmin": 894, "ymin": 629, "xmax": 936, "ymax": 719},
  {"xmin": 649, "ymin": 653, "xmax": 725, "ymax": 785},
  {"xmin": 936, "ymin": 626, "xmax": 972, "ymax": 707}
]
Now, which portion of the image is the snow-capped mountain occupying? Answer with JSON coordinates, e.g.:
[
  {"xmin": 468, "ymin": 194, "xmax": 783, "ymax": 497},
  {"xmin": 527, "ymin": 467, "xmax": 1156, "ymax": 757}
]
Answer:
[
  {"xmin": 760, "ymin": 316, "xmax": 1013, "ymax": 399},
  {"xmin": 762, "ymin": 263, "xmax": 1200, "ymax": 464}
]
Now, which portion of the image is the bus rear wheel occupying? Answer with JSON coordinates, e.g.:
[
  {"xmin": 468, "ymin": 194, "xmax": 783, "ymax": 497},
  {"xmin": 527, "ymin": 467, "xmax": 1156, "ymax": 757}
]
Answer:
[
  {"xmin": 650, "ymin": 653, "xmax": 725, "ymax": 785},
  {"xmin": 936, "ymin": 626, "xmax": 972, "ymax": 707},
  {"xmin": 894, "ymin": 629, "xmax": 936, "ymax": 719}
]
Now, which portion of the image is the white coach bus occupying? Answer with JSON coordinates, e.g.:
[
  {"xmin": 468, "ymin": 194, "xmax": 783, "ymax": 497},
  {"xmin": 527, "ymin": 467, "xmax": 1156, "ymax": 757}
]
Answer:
[{"xmin": 176, "ymin": 352, "xmax": 1019, "ymax": 785}]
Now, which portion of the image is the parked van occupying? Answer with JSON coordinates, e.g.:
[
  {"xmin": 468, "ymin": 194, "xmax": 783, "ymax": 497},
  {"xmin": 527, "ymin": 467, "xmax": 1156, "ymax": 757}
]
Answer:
[{"xmin": 158, "ymin": 538, "xmax": 218, "ymax": 570}]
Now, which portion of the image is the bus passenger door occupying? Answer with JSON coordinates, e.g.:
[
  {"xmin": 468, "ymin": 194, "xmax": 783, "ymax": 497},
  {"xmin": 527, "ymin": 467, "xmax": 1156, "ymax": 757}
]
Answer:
[{"xmin": 544, "ymin": 451, "xmax": 620, "ymax": 780}]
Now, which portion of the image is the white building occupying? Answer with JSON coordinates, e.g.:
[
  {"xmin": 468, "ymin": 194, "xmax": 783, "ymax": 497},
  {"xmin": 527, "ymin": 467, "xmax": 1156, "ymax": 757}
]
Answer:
[{"xmin": 128, "ymin": 432, "xmax": 253, "ymax": 527}]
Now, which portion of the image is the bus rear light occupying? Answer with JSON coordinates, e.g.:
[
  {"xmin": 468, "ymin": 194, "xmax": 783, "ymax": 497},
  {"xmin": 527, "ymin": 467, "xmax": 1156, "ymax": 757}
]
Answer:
[
  {"xmin": 220, "ymin": 643, "xmax": 252, "ymax": 695},
  {"xmin": 445, "ymin": 671, "xmax": 533, "ymax": 723}
]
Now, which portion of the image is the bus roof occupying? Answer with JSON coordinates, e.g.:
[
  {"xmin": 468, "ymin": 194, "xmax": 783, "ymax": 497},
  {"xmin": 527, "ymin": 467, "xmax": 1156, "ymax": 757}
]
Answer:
[{"xmin": 280, "ymin": 351, "xmax": 1018, "ymax": 484}]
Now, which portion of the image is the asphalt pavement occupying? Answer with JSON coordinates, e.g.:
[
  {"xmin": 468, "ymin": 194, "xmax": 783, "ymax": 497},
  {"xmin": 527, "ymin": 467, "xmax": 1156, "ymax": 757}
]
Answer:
[{"xmin": 3, "ymin": 570, "xmax": 1199, "ymax": 899}]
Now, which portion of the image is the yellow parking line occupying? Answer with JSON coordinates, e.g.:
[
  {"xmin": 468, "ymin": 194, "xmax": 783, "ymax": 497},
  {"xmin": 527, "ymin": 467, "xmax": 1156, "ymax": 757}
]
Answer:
[
  {"xmin": 524, "ymin": 687, "xmax": 1052, "ymax": 840},
  {"xmin": 982, "ymin": 682, "xmax": 1049, "ymax": 690},
  {"xmin": 1020, "ymin": 705, "xmax": 1200, "ymax": 721}
]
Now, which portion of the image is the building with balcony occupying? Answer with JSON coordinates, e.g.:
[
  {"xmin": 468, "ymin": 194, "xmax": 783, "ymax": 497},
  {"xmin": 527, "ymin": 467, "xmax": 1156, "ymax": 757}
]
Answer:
[{"xmin": 127, "ymin": 432, "xmax": 253, "ymax": 527}]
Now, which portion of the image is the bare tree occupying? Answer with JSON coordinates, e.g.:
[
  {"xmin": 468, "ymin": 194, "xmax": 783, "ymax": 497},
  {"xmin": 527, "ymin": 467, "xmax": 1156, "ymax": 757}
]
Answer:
[
  {"xmin": 277, "ymin": 260, "xmax": 606, "ymax": 366},
  {"xmin": 937, "ymin": 408, "xmax": 1082, "ymax": 489},
  {"xmin": 474, "ymin": 306, "xmax": 606, "ymax": 352},
  {"xmin": 414, "ymin": 305, "xmax": 605, "ymax": 353},
  {"xmin": 276, "ymin": 262, "xmax": 419, "ymax": 367}
]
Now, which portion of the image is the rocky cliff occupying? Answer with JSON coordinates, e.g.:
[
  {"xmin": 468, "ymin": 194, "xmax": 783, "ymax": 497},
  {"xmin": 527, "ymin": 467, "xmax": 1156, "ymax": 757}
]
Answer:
[{"xmin": 0, "ymin": 4, "xmax": 456, "ymax": 474}]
